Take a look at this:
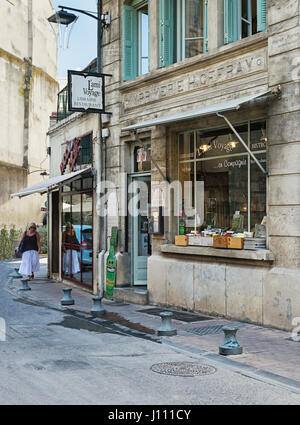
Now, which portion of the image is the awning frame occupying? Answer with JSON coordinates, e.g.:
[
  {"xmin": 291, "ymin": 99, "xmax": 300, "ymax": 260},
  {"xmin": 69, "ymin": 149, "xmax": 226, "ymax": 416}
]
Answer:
[
  {"xmin": 11, "ymin": 167, "xmax": 93, "ymax": 198},
  {"xmin": 121, "ymin": 87, "xmax": 281, "ymax": 132},
  {"xmin": 121, "ymin": 87, "xmax": 281, "ymax": 176},
  {"xmin": 216, "ymin": 112, "xmax": 268, "ymax": 175}
]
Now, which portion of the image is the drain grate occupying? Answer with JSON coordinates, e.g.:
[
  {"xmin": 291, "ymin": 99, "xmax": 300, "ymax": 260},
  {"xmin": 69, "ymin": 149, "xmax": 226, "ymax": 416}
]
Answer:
[
  {"xmin": 137, "ymin": 308, "xmax": 214, "ymax": 323},
  {"xmin": 186, "ymin": 322, "xmax": 248, "ymax": 336},
  {"xmin": 150, "ymin": 362, "xmax": 216, "ymax": 377}
]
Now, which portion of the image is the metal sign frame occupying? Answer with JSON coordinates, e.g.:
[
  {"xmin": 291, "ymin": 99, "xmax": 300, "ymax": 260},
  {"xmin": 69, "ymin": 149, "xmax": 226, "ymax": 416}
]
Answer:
[{"xmin": 68, "ymin": 70, "xmax": 111, "ymax": 114}]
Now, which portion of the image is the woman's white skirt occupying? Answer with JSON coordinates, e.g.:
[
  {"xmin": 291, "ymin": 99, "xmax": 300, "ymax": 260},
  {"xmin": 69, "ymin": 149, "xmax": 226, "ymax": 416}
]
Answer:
[
  {"xmin": 19, "ymin": 250, "xmax": 40, "ymax": 276},
  {"xmin": 63, "ymin": 249, "xmax": 81, "ymax": 275}
]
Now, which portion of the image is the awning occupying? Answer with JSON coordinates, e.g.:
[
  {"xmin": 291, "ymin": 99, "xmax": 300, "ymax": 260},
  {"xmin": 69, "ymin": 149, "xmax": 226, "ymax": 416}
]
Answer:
[
  {"xmin": 121, "ymin": 90, "xmax": 272, "ymax": 131},
  {"xmin": 11, "ymin": 167, "xmax": 92, "ymax": 198}
]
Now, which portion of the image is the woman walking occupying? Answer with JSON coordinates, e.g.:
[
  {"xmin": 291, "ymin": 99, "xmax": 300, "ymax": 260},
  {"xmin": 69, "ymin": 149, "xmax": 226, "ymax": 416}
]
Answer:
[
  {"xmin": 17, "ymin": 223, "xmax": 41, "ymax": 280},
  {"xmin": 62, "ymin": 222, "xmax": 80, "ymax": 277}
]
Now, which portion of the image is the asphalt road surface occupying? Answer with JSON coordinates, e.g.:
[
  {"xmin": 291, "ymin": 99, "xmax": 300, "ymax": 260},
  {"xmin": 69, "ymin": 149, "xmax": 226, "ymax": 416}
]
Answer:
[{"xmin": 0, "ymin": 260, "xmax": 300, "ymax": 407}]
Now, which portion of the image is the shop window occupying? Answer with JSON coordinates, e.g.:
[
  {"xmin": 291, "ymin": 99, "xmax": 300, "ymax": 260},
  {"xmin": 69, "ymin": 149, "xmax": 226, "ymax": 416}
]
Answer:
[
  {"xmin": 72, "ymin": 179, "xmax": 82, "ymax": 192},
  {"xmin": 159, "ymin": 0, "xmax": 208, "ymax": 68},
  {"xmin": 123, "ymin": 1, "xmax": 149, "ymax": 81},
  {"xmin": 224, "ymin": 0, "xmax": 266, "ymax": 45},
  {"xmin": 178, "ymin": 121, "xmax": 267, "ymax": 234}
]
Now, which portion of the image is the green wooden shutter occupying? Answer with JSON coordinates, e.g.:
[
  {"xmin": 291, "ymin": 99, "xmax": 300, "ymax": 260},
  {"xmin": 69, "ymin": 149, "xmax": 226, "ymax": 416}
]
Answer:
[
  {"xmin": 159, "ymin": 0, "xmax": 174, "ymax": 68},
  {"xmin": 204, "ymin": 0, "xmax": 208, "ymax": 52},
  {"xmin": 123, "ymin": 5, "xmax": 137, "ymax": 81},
  {"xmin": 224, "ymin": 0, "xmax": 239, "ymax": 44},
  {"xmin": 257, "ymin": 0, "xmax": 267, "ymax": 32}
]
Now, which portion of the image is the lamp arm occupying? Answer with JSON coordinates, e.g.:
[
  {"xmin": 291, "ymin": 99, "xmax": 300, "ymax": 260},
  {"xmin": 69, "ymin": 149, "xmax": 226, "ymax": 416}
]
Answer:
[{"xmin": 58, "ymin": 5, "xmax": 101, "ymax": 21}]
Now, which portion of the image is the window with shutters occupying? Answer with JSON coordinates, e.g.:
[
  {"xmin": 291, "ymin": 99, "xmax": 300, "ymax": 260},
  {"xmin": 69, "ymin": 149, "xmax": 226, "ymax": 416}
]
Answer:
[
  {"xmin": 122, "ymin": 1, "xmax": 149, "ymax": 81},
  {"xmin": 159, "ymin": 0, "xmax": 208, "ymax": 68},
  {"xmin": 224, "ymin": 0, "xmax": 267, "ymax": 45}
]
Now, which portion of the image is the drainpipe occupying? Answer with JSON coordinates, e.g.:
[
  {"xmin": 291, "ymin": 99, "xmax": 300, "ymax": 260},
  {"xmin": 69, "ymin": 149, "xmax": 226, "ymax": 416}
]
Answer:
[
  {"xmin": 23, "ymin": 0, "xmax": 33, "ymax": 170},
  {"xmin": 96, "ymin": 0, "xmax": 107, "ymax": 299}
]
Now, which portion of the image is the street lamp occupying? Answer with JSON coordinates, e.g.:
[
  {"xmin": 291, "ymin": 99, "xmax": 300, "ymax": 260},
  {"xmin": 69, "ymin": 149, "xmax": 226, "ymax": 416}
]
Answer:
[
  {"xmin": 48, "ymin": 5, "xmax": 111, "ymax": 27},
  {"xmin": 48, "ymin": 9, "xmax": 77, "ymax": 26},
  {"xmin": 48, "ymin": 2, "xmax": 111, "ymax": 313},
  {"xmin": 47, "ymin": 3, "xmax": 111, "ymax": 73}
]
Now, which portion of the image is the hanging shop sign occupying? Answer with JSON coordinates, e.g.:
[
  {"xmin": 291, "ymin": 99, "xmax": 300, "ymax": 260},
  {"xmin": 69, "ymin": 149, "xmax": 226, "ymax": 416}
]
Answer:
[{"xmin": 68, "ymin": 70, "xmax": 111, "ymax": 114}]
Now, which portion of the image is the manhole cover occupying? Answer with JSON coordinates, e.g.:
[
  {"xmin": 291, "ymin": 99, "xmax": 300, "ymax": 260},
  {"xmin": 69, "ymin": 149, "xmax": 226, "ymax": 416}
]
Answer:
[{"xmin": 150, "ymin": 362, "xmax": 216, "ymax": 377}]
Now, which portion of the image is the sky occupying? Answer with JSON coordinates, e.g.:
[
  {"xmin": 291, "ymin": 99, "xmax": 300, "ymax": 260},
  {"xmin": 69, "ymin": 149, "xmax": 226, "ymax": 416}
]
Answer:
[{"xmin": 51, "ymin": 0, "xmax": 98, "ymax": 81}]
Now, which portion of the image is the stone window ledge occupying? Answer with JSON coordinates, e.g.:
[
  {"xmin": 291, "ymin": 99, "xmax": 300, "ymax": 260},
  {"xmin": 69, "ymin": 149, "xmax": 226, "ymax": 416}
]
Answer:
[
  {"xmin": 160, "ymin": 244, "xmax": 275, "ymax": 263},
  {"xmin": 119, "ymin": 32, "xmax": 268, "ymax": 93}
]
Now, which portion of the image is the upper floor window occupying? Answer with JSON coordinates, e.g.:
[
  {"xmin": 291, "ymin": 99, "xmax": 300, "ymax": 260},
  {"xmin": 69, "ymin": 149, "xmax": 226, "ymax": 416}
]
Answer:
[
  {"xmin": 159, "ymin": 0, "xmax": 208, "ymax": 68},
  {"xmin": 77, "ymin": 134, "xmax": 93, "ymax": 166},
  {"xmin": 224, "ymin": 0, "xmax": 267, "ymax": 45},
  {"xmin": 123, "ymin": 1, "xmax": 149, "ymax": 81}
]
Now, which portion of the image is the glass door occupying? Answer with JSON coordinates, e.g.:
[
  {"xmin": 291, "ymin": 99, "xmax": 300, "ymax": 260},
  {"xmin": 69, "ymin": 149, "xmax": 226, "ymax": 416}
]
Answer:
[
  {"xmin": 81, "ymin": 192, "xmax": 93, "ymax": 287},
  {"xmin": 61, "ymin": 176, "xmax": 93, "ymax": 289},
  {"xmin": 131, "ymin": 175, "xmax": 151, "ymax": 286}
]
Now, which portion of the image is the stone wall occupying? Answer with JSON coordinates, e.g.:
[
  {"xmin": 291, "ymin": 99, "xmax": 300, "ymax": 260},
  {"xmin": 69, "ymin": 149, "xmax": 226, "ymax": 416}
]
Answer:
[{"xmin": 0, "ymin": 0, "xmax": 58, "ymax": 228}]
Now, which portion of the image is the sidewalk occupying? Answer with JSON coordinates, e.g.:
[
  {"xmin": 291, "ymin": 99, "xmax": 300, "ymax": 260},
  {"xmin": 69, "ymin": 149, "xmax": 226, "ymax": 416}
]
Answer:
[{"xmin": 6, "ymin": 258, "xmax": 300, "ymax": 386}]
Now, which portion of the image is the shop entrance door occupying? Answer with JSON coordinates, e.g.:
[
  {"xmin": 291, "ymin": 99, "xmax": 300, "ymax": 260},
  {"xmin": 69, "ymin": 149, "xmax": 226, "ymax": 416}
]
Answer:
[
  {"xmin": 131, "ymin": 175, "xmax": 151, "ymax": 286},
  {"xmin": 61, "ymin": 175, "xmax": 93, "ymax": 289}
]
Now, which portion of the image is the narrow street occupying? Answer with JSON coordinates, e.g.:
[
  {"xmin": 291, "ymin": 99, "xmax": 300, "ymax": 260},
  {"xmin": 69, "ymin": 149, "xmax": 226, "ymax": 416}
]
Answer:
[{"xmin": 0, "ymin": 261, "xmax": 299, "ymax": 407}]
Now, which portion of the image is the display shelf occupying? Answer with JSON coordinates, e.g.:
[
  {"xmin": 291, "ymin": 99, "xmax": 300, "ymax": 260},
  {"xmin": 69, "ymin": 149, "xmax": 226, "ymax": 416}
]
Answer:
[{"xmin": 160, "ymin": 244, "xmax": 275, "ymax": 262}]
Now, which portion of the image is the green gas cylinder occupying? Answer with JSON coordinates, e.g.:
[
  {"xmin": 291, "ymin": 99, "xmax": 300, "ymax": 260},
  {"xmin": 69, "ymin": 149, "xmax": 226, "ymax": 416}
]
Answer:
[{"xmin": 105, "ymin": 244, "xmax": 117, "ymax": 300}]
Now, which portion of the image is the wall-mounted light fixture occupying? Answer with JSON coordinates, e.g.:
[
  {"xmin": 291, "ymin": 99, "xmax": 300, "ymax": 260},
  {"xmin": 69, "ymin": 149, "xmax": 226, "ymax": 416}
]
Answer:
[
  {"xmin": 260, "ymin": 128, "xmax": 268, "ymax": 143},
  {"xmin": 226, "ymin": 134, "xmax": 239, "ymax": 150},
  {"xmin": 199, "ymin": 144, "xmax": 211, "ymax": 153}
]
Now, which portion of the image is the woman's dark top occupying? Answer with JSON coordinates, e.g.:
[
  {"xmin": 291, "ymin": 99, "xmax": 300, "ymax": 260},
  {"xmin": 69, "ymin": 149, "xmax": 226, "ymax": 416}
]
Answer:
[
  {"xmin": 64, "ymin": 232, "xmax": 79, "ymax": 246},
  {"xmin": 23, "ymin": 233, "xmax": 38, "ymax": 252}
]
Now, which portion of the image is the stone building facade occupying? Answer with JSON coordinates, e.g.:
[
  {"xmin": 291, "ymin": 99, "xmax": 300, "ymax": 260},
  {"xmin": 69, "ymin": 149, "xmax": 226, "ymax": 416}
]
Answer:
[
  {"xmin": 1, "ymin": 0, "xmax": 58, "ymax": 228},
  {"xmin": 45, "ymin": 0, "xmax": 300, "ymax": 331}
]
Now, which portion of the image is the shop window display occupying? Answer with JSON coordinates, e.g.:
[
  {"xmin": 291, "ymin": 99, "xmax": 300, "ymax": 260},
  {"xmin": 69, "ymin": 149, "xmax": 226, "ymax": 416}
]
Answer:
[{"xmin": 177, "ymin": 121, "xmax": 267, "ymax": 250}]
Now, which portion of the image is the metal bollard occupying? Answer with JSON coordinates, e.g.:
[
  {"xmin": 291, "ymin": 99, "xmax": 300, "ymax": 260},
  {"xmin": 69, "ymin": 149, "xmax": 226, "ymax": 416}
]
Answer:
[
  {"xmin": 61, "ymin": 288, "xmax": 74, "ymax": 306},
  {"xmin": 157, "ymin": 312, "xmax": 177, "ymax": 336},
  {"xmin": 219, "ymin": 326, "xmax": 243, "ymax": 356},
  {"xmin": 20, "ymin": 279, "xmax": 31, "ymax": 291},
  {"xmin": 91, "ymin": 296, "xmax": 105, "ymax": 316}
]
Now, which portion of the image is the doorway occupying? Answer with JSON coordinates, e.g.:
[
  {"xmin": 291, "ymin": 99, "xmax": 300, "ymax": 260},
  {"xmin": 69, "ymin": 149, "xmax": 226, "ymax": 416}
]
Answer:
[
  {"xmin": 130, "ymin": 174, "xmax": 152, "ymax": 286},
  {"xmin": 51, "ymin": 191, "xmax": 59, "ymax": 274},
  {"xmin": 61, "ymin": 175, "xmax": 93, "ymax": 289}
]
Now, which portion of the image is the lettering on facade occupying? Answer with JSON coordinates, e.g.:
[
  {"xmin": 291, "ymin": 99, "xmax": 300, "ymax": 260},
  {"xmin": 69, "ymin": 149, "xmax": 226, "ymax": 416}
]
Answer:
[
  {"xmin": 123, "ymin": 50, "xmax": 267, "ymax": 110},
  {"xmin": 269, "ymin": 27, "xmax": 300, "ymax": 56}
]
